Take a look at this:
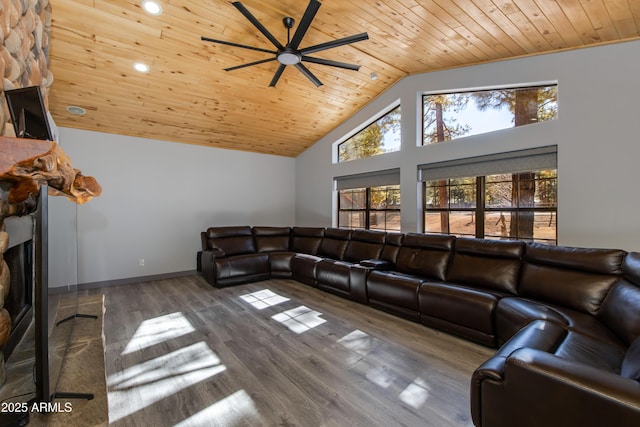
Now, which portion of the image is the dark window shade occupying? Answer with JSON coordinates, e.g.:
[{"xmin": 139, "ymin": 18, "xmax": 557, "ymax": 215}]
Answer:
[
  {"xmin": 335, "ymin": 168, "xmax": 400, "ymax": 190},
  {"xmin": 419, "ymin": 146, "xmax": 557, "ymax": 182}
]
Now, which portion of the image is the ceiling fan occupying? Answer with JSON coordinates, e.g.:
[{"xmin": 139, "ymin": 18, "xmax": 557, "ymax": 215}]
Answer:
[{"xmin": 201, "ymin": 0, "xmax": 369, "ymax": 87}]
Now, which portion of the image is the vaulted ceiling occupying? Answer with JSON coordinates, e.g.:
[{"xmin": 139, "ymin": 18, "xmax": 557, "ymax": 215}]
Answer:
[{"xmin": 48, "ymin": 0, "xmax": 640, "ymax": 157}]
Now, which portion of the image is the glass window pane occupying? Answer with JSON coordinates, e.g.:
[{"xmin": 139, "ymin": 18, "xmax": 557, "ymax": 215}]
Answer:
[
  {"xmin": 484, "ymin": 211, "xmax": 512, "ymax": 239},
  {"xmin": 339, "ymin": 211, "xmax": 366, "ymax": 229},
  {"xmin": 424, "ymin": 211, "xmax": 448, "ymax": 234},
  {"xmin": 532, "ymin": 212, "xmax": 556, "ymax": 244},
  {"xmin": 370, "ymin": 185, "xmax": 400, "ymax": 209},
  {"xmin": 423, "ymin": 85, "xmax": 558, "ymax": 145},
  {"xmin": 449, "ymin": 211, "xmax": 476, "ymax": 237},
  {"xmin": 485, "ymin": 174, "xmax": 513, "ymax": 208},
  {"xmin": 449, "ymin": 178, "xmax": 476, "ymax": 208},
  {"xmin": 535, "ymin": 170, "xmax": 557, "ymax": 208},
  {"xmin": 339, "ymin": 189, "xmax": 366, "ymax": 209},
  {"xmin": 338, "ymin": 106, "xmax": 401, "ymax": 162}
]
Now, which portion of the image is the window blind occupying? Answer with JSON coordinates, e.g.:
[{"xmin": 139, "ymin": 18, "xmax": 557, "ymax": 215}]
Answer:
[
  {"xmin": 419, "ymin": 145, "xmax": 557, "ymax": 181},
  {"xmin": 335, "ymin": 168, "xmax": 401, "ymax": 190}
]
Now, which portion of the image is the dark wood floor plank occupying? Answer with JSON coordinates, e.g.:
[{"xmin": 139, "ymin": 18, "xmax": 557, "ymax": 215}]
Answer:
[{"xmin": 89, "ymin": 276, "xmax": 494, "ymax": 426}]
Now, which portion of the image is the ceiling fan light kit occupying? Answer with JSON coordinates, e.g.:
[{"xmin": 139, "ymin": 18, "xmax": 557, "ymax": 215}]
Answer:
[{"xmin": 201, "ymin": 0, "xmax": 368, "ymax": 87}]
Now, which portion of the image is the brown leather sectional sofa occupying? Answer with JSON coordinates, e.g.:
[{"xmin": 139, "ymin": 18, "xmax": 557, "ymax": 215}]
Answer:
[{"xmin": 199, "ymin": 226, "xmax": 640, "ymax": 427}]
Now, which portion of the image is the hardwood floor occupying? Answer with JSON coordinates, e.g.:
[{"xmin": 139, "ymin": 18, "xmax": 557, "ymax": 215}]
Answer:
[{"xmin": 87, "ymin": 276, "xmax": 494, "ymax": 427}]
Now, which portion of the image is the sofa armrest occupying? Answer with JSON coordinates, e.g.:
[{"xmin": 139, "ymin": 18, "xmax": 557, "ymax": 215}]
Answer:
[
  {"xmin": 472, "ymin": 347, "xmax": 640, "ymax": 427},
  {"xmin": 203, "ymin": 248, "xmax": 226, "ymax": 259},
  {"xmin": 359, "ymin": 259, "xmax": 394, "ymax": 270},
  {"xmin": 200, "ymin": 248, "xmax": 226, "ymax": 286}
]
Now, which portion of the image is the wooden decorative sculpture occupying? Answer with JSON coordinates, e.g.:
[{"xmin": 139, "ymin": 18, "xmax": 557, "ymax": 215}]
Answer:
[{"xmin": 0, "ymin": 136, "xmax": 101, "ymax": 362}]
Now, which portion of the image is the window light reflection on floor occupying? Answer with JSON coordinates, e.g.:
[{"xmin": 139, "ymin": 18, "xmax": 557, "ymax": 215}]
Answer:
[
  {"xmin": 337, "ymin": 329, "xmax": 379, "ymax": 357},
  {"xmin": 399, "ymin": 377, "xmax": 431, "ymax": 409},
  {"xmin": 173, "ymin": 389, "xmax": 261, "ymax": 426},
  {"xmin": 122, "ymin": 312, "xmax": 196, "ymax": 355},
  {"xmin": 240, "ymin": 289, "xmax": 290, "ymax": 310},
  {"xmin": 108, "ymin": 342, "xmax": 227, "ymax": 422},
  {"xmin": 271, "ymin": 305, "xmax": 326, "ymax": 334},
  {"xmin": 365, "ymin": 365, "xmax": 396, "ymax": 389}
]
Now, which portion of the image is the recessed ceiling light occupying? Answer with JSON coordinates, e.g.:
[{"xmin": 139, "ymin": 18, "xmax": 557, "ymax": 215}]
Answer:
[
  {"xmin": 142, "ymin": 1, "xmax": 162, "ymax": 15},
  {"xmin": 66, "ymin": 106, "xmax": 86, "ymax": 115},
  {"xmin": 134, "ymin": 62, "xmax": 149, "ymax": 73}
]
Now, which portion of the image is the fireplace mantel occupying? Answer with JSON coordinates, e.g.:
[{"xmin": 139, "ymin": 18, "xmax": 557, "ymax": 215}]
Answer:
[{"xmin": 0, "ymin": 136, "xmax": 101, "ymax": 370}]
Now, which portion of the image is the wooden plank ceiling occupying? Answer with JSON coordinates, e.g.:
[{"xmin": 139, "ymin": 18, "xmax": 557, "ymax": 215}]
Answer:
[{"xmin": 48, "ymin": 0, "xmax": 640, "ymax": 157}]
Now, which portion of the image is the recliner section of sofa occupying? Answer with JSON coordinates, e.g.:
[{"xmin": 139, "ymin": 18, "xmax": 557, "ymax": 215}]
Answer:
[{"xmin": 200, "ymin": 225, "xmax": 640, "ymax": 426}]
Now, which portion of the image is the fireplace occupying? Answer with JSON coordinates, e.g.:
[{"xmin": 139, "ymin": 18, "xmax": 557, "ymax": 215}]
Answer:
[{"xmin": 2, "ymin": 215, "xmax": 34, "ymax": 360}]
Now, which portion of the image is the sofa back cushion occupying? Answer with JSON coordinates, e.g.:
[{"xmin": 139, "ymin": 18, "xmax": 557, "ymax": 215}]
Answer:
[
  {"xmin": 598, "ymin": 252, "xmax": 640, "ymax": 346},
  {"xmin": 253, "ymin": 226, "xmax": 291, "ymax": 252},
  {"xmin": 446, "ymin": 238, "xmax": 524, "ymax": 294},
  {"xmin": 518, "ymin": 243, "xmax": 625, "ymax": 315},
  {"xmin": 395, "ymin": 233, "xmax": 455, "ymax": 281},
  {"xmin": 291, "ymin": 227, "xmax": 324, "ymax": 255},
  {"xmin": 621, "ymin": 336, "xmax": 640, "ymax": 381},
  {"xmin": 205, "ymin": 226, "xmax": 256, "ymax": 257},
  {"xmin": 380, "ymin": 232, "xmax": 403, "ymax": 263},
  {"xmin": 343, "ymin": 229, "xmax": 386, "ymax": 263},
  {"xmin": 318, "ymin": 228, "xmax": 352, "ymax": 260}
]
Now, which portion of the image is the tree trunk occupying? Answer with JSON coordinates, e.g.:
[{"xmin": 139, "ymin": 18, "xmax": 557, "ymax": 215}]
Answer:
[
  {"xmin": 510, "ymin": 89, "xmax": 538, "ymax": 239},
  {"xmin": 435, "ymin": 102, "xmax": 449, "ymax": 233}
]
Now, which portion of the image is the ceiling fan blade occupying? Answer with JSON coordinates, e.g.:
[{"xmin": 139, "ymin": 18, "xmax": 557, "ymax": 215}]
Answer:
[
  {"xmin": 301, "ymin": 56, "xmax": 360, "ymax": 71},
  {"xmin": 225, "ymin": 57, "xmax": 276, "ymax": 72},
  {"xmin": 232, "ymin": 2, "xmax": 284, "ymax": 50},
  {"xmin": 269, "ymin": 64, "xmax": 286, "ymax": 87},
  {"xmin": 300, "ymin": 32, "xmax": 369, "ymax": 55},
  {"xmin": 201, "ymin": 36, "xmax": 276, "ymax": 55},
  {"xmin": 295, "ymin": 63, "xmax": 323, "ymax": 87},
  {"xmin": 289, "ymin": 0, "xmax": 321, "ymax": 50}
]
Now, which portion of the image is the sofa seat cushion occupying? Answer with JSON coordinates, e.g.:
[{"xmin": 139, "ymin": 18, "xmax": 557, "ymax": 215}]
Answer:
[
  {"xmin": 496, "ymin": 297, "xmax": 569, "ymax": 344},
  {"xmin": 366, "ymin": 270, "xmax": 424, "ymax": 321},
  {"xmin": 214, "ymin": 253, "xmax": 269, "ymax": 280},
  {"xmin": 554, "ymin": 330, "xmax": 626, "ymax": 373},
  {"xmin": 419, "ymin": 282, "xmax": 505, "ymax": 337},
  {"xmin": 496, "ymin": 297, "xmax": 625, "ymax": 347}
]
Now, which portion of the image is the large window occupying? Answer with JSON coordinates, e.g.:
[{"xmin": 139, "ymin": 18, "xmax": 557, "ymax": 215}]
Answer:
[
  {"xmin": 338, "ymin": 106, "xmax": 401, "ymax": 162},
  {"xmin": 421, "ymin": 147, "xmax": 557, "ymax": 244},
  {"xmin": 424, "ymin": 171, "xmax": 557, "ymax": 244},
  {"xmin": 338, "ymin": 185, "xmax": 401, "ymax": 231},
  {"xmin": 423, "ymin": 84, "xmax": 558, "ymax": 145}
]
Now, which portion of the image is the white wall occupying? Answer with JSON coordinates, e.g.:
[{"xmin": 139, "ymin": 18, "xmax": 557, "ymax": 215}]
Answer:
[
  {"xmin": 57, "ymin": 128, "xmax": 296, "ymax": 285},
  {"xmin": 296, "ymin": 40, "xmax": 640, "ymax": 252}
]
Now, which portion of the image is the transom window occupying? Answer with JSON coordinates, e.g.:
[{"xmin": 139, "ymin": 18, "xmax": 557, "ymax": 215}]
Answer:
[
  {"xmin": 338, "ymin": 106, "xmax": 401, "ymax": 162},
  {"xmin": 423, "ymin": 84, "xmax": 558, "ymax": 145},
  {"xmin": 338, "ymin": 185, "xmax": 401, "ymax": 231}
]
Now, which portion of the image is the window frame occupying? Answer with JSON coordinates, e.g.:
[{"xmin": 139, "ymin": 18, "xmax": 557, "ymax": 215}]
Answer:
[
  {"xmin": 421, "ymin": 83, "xmax": 558, "ymax": 146},
  {"xmin": 423, "ymin": 171, "xmax": 557, "ymax": 244},
  {"xmin": 338, "ymin": 184, "xmax": 401, "ymax": 231},
  {"xmin": 336, "ymin": 104, "xmax": 401, "ymax": 163}
]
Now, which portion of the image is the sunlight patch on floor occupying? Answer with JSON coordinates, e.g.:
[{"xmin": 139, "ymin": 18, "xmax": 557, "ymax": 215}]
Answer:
[
  {"xmin": 122, "ymin": 312, "xmax": 196, "ymax": 355},
  {"xmin": 108, "ymin": 342, "xmax": 226, "ymax": 422},
  {"xmin": 337, "ymin": 329, "xmax": 378, "ymax": 357},
  {"xmin": 239, "ymin": 289, "xmax": 290, "ymax": 310},
  {"xmin": 399, "ymin": 377, "xmax": 431, "ymax": 409},
  {"xmin": 173, "ymin": 389, "xmax": 261, "ymax": 427},
  {"xmin": 271, "ymin": 305, "xmax": 326, "ymax": 334},
  {"xmin": 365, "ymin": 365, "xmax": 396, "ymax": 388}
]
